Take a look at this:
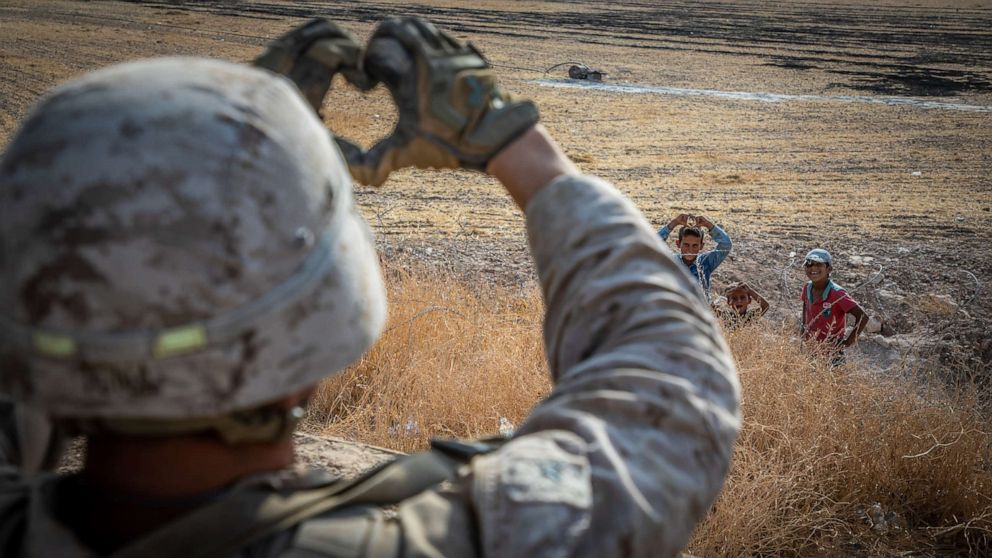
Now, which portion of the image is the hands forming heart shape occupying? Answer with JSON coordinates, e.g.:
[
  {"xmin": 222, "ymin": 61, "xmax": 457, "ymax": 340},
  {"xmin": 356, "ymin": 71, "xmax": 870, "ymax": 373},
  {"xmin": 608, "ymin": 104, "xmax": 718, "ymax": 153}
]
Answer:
[{"xmin": 255, "ymin": 17, "xmax": 540, "ymax": 187}]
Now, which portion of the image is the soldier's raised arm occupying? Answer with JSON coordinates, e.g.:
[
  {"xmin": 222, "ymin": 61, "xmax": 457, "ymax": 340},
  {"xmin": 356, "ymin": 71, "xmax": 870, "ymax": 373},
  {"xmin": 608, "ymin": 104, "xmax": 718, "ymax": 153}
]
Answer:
[
  {"xmin": 340, "ymin": 17, "xmax": 742, "ymax": 558},
  {"xmin": 480, "ymin": 134, "xmax": 739, "ymax": 558}
]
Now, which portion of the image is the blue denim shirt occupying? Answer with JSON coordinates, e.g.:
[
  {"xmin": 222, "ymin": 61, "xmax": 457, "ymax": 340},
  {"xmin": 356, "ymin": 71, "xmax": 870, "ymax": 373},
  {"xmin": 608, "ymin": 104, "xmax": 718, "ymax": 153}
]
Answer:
[{"xmin": 658, "ymin": 224, "xmax": 732, "ymax": 296}]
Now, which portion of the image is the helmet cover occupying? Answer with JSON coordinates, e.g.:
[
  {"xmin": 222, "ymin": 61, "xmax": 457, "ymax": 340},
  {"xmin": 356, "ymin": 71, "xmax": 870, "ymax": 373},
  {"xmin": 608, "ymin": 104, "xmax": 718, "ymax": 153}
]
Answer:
[{"xmin": 0, "ymin": 57, "xmax": 386, "ymax": 420}]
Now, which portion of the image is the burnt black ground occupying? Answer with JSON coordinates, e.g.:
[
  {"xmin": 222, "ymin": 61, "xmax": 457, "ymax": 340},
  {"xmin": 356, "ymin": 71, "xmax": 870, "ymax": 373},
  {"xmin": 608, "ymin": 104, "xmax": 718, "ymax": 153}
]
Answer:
[{"xmin": 125, "ymin": 0, "xmax": 992, "ymax": 96}]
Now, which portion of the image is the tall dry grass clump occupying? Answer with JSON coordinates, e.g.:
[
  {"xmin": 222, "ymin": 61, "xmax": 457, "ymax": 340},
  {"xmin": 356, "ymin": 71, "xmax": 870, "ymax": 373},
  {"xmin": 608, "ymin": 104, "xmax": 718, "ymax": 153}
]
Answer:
[
  {"xmin": 688, "ymin": 324, "xmax": 992, "ymax": 556},
  {"xmin": 307, "ymin": 268, "xmax": 991, "ymax": 555},
  {"xmin": 307, "ymin": 267, "xmax": 550, "ymax": 452}
]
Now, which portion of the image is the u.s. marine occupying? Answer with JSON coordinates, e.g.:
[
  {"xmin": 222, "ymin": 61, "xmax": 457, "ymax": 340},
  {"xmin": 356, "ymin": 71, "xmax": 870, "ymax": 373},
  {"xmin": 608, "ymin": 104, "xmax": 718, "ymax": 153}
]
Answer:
[{"xmin": 0, "ymin": 17, "xmax": 740, "ymax": 557}]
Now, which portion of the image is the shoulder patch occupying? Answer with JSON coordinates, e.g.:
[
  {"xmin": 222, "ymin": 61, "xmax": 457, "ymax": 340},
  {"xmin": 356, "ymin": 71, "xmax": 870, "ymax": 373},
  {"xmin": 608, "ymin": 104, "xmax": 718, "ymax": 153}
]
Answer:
[{"xmin": 499, "ymin": 436, "xmax": 591, "ymax": 508}]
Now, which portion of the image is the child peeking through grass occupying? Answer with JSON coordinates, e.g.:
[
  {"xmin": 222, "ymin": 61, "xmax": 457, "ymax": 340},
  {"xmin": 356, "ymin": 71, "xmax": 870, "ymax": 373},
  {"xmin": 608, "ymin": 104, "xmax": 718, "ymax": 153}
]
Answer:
[{"xmin": 716, "ymin": 282, "xmax": 769, "ymax": 330}]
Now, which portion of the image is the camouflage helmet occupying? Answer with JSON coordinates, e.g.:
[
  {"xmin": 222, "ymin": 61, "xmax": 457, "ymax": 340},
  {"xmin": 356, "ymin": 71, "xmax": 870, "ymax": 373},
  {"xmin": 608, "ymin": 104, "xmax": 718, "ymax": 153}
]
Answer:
[{"xmin": 0, "ymin": 58, "xmax": 386, "ymax": 423}]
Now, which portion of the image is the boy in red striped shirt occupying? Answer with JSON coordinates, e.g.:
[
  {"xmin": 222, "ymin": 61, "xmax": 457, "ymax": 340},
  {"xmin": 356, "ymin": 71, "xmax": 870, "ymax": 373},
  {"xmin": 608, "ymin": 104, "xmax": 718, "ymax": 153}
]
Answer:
[{"xmin": 800, "ymin": 249, "xmax": 868, "ymax": 364}]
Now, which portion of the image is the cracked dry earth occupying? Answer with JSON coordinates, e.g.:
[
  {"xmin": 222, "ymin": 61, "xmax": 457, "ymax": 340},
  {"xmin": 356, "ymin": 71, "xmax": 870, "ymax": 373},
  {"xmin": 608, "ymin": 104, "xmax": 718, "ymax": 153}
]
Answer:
[{"xmin": 4, "ymin": 0, "xmax": 992, "ymax": 468}]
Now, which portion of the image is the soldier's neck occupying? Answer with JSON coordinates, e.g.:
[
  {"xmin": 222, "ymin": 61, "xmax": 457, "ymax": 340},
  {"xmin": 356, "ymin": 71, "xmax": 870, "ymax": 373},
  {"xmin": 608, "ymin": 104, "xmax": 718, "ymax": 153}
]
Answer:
[
  {"xmin": 64, "ymin": 435, "xmax": 294, "ymax": 552},
  {"xmin": 83, "ymin": 433, "xmax": 294, "ymax": 498}
]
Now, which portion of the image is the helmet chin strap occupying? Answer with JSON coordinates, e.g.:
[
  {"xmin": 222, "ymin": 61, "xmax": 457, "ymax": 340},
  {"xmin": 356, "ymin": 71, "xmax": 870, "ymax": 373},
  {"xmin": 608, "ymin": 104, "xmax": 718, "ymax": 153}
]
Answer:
[
  {"xmin": 0, "ymin": 399, "xmax": 65, "ymax": 474},
  {"xmin": 61, "ymin": 402, "xmax": 309, "ymax": 446}
]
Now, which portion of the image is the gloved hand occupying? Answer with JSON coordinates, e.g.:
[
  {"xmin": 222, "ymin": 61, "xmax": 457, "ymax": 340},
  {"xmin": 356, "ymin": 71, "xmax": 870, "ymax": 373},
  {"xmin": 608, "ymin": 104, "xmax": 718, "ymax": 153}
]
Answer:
[
  {"xmin": 254, "ymin": 19, "xmax": 367, "ymax": 113},
  {"xmin": 337, "ymin": 17, "xmax": 540, "ymax": 186}
]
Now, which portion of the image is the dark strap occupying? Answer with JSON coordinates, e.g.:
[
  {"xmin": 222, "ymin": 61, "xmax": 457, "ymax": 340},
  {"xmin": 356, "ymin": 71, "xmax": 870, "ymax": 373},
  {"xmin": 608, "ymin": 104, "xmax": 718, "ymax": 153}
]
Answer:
[
  {"xmin": 110, "ymin": 437, "xmax": 506, "ymax": 558},
  {"xmin": 111, "ymin": 451, "xmax": 455, "ymax": 558}
]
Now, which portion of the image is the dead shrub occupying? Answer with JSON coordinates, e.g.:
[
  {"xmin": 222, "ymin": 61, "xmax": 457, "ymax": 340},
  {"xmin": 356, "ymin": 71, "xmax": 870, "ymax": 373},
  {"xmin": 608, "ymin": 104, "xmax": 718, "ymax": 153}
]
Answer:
[
  {"xmin": 307, "ymin": 266, "xmax": 549, "ymax": 452},
  {"xmin": 689, "ymin": 323, "xmax": 992, "ymax": 556},
  {"xmin": 306, "ymin": 269, "xmax": 992, "ymax": 555}
]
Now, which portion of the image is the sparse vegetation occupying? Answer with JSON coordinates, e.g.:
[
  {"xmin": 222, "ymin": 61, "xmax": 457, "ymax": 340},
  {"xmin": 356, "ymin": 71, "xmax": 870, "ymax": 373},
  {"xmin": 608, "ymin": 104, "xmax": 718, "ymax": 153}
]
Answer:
[
  {"xmin": 307, "ymin": 268, "xmax": 992, "ymax": 556},
  {"xmin": 693, "ymin": 323, "xmax": 992, "ymax": 556}
]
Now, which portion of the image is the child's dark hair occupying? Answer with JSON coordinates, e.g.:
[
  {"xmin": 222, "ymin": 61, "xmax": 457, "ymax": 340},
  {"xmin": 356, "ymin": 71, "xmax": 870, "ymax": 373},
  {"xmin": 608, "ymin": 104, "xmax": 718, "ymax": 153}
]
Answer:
[
  {"xmin": 678, "ymin": 226, "xmax": 704, "ymax": 241},
  {"xmin": 724, "ymin": 282, "xmax": 747, "ymax": 295}
]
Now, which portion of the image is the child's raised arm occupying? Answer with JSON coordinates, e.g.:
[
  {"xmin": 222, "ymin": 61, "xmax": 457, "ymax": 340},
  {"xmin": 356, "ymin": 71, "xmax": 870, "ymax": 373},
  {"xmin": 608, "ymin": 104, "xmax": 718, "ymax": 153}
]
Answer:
[
  {"xmin": 744, "ymin": 282, "xmax": 770, "ymax": 316},
  {"xmin": 658, "ymin": 213, "xmax": 690, "ymax": 240}
]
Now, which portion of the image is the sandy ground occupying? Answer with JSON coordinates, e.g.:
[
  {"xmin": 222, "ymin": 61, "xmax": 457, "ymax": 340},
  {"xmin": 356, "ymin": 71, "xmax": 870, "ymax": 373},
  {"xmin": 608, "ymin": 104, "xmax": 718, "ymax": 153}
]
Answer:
[{"xmin": 2, "ymin": 0, "xmax": 991, "ymax": 371}]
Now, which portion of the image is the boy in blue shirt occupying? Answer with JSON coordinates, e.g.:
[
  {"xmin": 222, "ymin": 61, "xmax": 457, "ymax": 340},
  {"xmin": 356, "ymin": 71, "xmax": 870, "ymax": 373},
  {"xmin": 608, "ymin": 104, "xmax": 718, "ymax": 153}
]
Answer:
[{"xmin": 658, "ymin": 213, "xmax": 733, "ymax": 298}]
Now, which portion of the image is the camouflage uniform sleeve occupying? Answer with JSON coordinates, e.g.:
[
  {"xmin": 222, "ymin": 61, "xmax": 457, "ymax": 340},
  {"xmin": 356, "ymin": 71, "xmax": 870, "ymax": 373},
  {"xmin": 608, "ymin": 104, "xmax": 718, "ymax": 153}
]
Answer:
[{"xmin": 466, "ymin": 174, "xmax": 741, "ymax": 558}]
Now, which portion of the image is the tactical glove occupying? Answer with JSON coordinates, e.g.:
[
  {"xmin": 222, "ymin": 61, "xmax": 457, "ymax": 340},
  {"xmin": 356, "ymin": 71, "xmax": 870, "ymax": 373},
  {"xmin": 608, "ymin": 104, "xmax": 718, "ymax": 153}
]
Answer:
[
  {"xmin": 338, "ymin": 17, "xmax": 540, "ymax": 186},
  {"xmin": 254, "ymin": 19, "xmax": 367, "ymax": 113}
]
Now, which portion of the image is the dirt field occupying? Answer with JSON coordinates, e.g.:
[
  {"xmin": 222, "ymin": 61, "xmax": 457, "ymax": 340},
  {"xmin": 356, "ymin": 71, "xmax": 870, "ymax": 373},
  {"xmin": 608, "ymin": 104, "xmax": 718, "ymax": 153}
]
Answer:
[{"xmin": 2, "ymin": 0, "xmax": 991, "ymax": 369}]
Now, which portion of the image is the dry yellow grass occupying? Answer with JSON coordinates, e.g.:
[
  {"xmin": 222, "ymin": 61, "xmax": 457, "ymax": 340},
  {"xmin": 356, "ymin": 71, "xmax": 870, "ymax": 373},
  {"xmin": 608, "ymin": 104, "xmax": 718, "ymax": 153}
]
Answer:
[
  {"xmin": 308, "ymin": 267, "xmax": 550, "ymax": 452},
  {"xmin": 308, "ymin": 268, "xmax": 991, "ymax": 556},
  {"xmin": 692, "ymin": 324, "xmax": 992, "ymax": 556}
]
